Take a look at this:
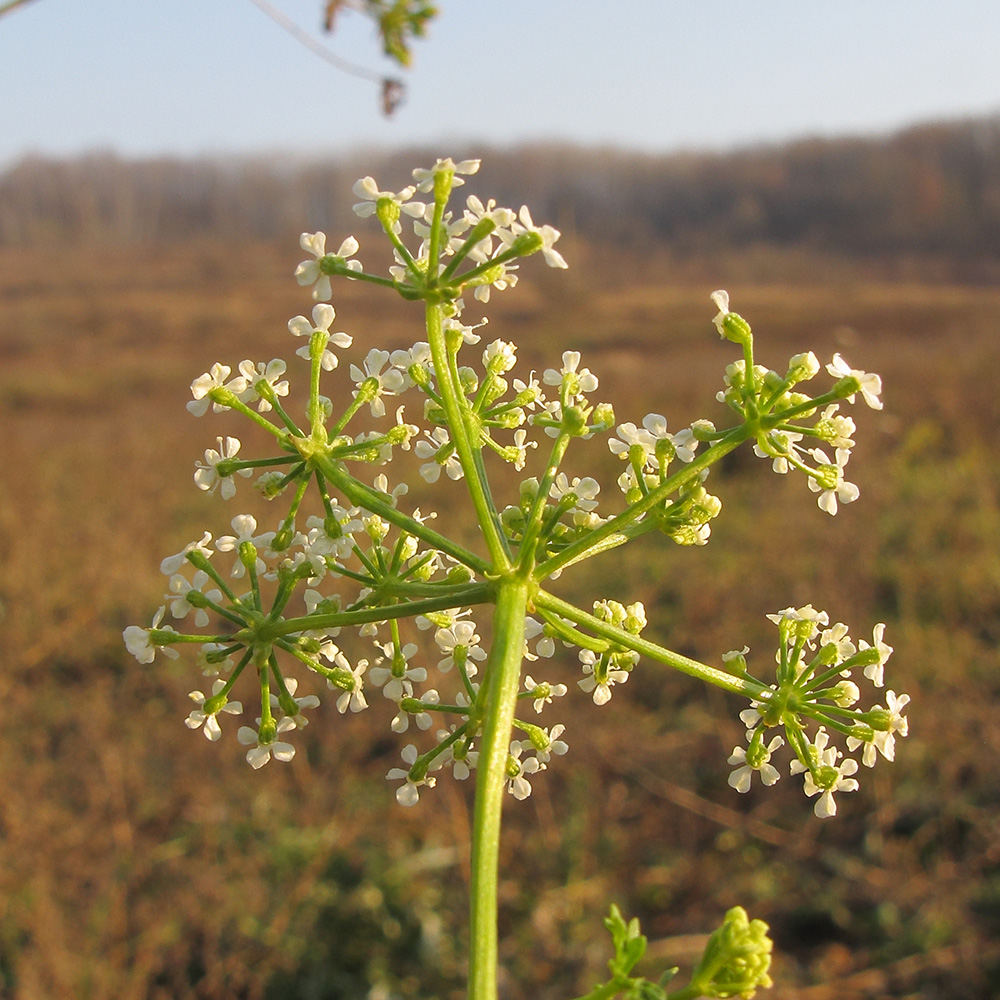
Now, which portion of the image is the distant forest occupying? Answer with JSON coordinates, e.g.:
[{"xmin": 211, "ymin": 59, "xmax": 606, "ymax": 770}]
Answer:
[{"xmin": 3, "ymin": 114, "xmax": 1000, "ymax": 269}]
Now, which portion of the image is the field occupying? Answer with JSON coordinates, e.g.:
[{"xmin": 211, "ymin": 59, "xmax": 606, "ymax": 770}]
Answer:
[{"xmin": 1, "ymin": 237, "xmax": 998, "ymax": 1000}]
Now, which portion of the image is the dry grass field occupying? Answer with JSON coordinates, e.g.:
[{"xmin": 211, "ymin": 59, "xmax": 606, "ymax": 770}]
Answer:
[{"xmin": 1, "ymin": 238, "xmax": 998, "ymax": 999}]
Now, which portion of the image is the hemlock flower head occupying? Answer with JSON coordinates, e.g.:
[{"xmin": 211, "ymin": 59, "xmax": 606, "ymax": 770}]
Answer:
[
  {"xmin": 350, "ymin": 348, "xmax": 406, "ymax": 418},
  {"xmin": 542, "ymin": 351, "xmax": 598, "ymax": 398},
  {"xmin": 504, "ymin": 205, "xmax": 568, "ymax": 269}
]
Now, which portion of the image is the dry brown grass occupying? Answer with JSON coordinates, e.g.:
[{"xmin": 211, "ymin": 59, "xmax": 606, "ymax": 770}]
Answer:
[{"xmin": 1, "ymin": 240, "xmax": 998, "ymax": 999}]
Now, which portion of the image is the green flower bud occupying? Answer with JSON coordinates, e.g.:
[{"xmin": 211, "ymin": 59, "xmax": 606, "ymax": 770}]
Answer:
[
  {"xmin": 718, "ymin": 311, "xmax": 753, "ymax": 346},
  {"xmin": 238, "ymin": 539, "xmax": 259, "ymax": 569},
  {"xmin": 590, "ymin": 402, "xmax": 616, "ymax": 432}
]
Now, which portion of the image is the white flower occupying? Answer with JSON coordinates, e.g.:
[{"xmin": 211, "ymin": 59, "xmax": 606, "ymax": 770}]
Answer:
[
  {"xmin": 164, "ymin": 570, "xmax": 222, "ymax": 628},
  {"xmin": 386, "ymin": 744, "xmax": 436, "ymax": 806},
  {"xmin": 295, "ymin": 232, "xmax": 362, "ymax": 301},
  {"xmin": 416, "ymin": 427, "xmax": 464, "ymax": 483},
  {"xmin": 819, "ymin": 622, "xmax": 856, "ymax": 666},
  {"xmin": 327, "ymin": 660, "xmax": 368, "ymax": 715},
  {"xmin": 641, "ymin": 413, "xmax": 698, "ymax": 465},
  {"xmin": 766, "ymin": 604, "xmax": 829, "ymax": 642},
  {"xmin": 411, "ymin": 158, "xmax": 480, "ymax": 194},
  {"xmin": 435, "ymin": 620, "xmax": 487, "ymax": 674},
  {"xmin": 196, "ymin": 642, "xmax": 235, "ymax": 677},
  {"xmin": 542, "ymin": 351, "xmax": 598, "ymax": 398},
  {"xmin": 859, "ymin": 623, "xmax": 893, "ymax": 687},
  {"xmin": 710, "ymin": 289, "xmax": 731, "ymax": 337},
  {"xmin": 502, "ymin": 205, "xmax": 567, "ymax": 269},
  {"xmin": 505, "ymin": 742, "xmax": 544, "ymax": 800},
  {"xmin": 578, "ymin": 650, "xmax": 629, "ymax": 706},
  {"xmin": 790, "ymin": 728, "xmax": 859, "ymax": 818},
  {"xmin": 194, "ymin": 435, "xmax": 251, "ymax": 500},
  {"xmin": 523, "ymin": 674, "xmax": 568, "ymax": 713},
  {"xmin": 237, "ymin": 718, "xmax": 297, "ymax": 769},
  {"xmin": 815, "ymin": 404, "xmax": 856, "ymax": 449},
  {"xmin": 727, "ymin": 734, "xmax": 784, "ymax": 792},
  {"xmin": 187, "ymin": 363, "xmax": 248, "ymax": 416},
  {"xmin": 237, "ymin": 359, "xmax": 289, "ymax": 412},
  {"xmin": 873, "ymin": 689, "xmax": 910, "ymax": 761},
  {"xmin": 185, "ymin": 679, "xmax": 242, "ymax": 741},
  {"xmin": 391, "ymin": 688, "xmax": 438, "ymax": 733},
  {"xmin": 549, "ymin": 473, "xmax": 600, "ymax": 512},
  {"xmin": 350, "ymin": 348, "xmax": 406, "ymax": 418},
  {"xmin": 271, "ymin": 677, "xmax": 320, "ymax": 730},
  {"xmin": 609, "ymin": 421, "xmax": 656, "ymax": 466},
  {"xmin": 826, "ymin": 353, "xmax": 883, "ymax": 410},
  {"xmin": 123, "ymin": 606, "xmax": 179, "ymax": 664},
  {"xmin": 352, "ymin": 177, "xmax": 426, "ymax": 227},
  {"xmin": 530, "ymin": 724, "xmax": 569, "ymax": 764},
  {"xmin": 216, "ymin": 514, "xmax": 275, "ymax": 578},
  {"xmin": 160, "ymin": 531, "xmax": 214, "ymax": 576},
  {"xmin": 368, "ymin": 644, "xmax": 425, "ymax": 702},
  {"xmin": 754, "ymin": 429, "xmax": 804, "ymax": 474},
  {"xmin": 808, "ymin": 446, "xmax": 860, "ymax": 515},
  {"xmin": 287, "ymin": 304, "xmax": 353, "ymax": 370}
]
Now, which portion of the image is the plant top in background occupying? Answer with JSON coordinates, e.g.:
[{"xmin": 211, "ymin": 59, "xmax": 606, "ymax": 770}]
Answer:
[{"xmin": 123, "ymin": 157, "xmax": 909, "ymax": 1000}]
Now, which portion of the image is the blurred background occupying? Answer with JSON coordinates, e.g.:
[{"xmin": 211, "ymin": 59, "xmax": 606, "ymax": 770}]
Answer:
[{"xmin": 1, "ymin": 3, "xmax": 999, "ymax": 999}]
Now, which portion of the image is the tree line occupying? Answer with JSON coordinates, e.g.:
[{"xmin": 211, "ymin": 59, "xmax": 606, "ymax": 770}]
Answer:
[{"xmin": 3, "ymin": 114, "xmax": 999, "ymax": 266}]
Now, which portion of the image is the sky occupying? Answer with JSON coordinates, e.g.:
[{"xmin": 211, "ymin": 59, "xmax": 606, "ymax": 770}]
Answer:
[{"xmin": 2, "ymin": 0, "xmax": 999, "ymax": 168}]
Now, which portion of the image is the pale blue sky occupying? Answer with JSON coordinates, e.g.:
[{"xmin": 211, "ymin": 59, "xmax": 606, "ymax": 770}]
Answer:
[{"xmin": 3, "ymin": 0, "xmax": 998, "ymax": 167}]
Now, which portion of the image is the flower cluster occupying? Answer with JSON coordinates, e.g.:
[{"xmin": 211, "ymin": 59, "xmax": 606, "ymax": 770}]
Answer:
[
  {"xmin": 710, "ymin": 289, "xmax": 881, "ymax": 515},
  {"xmin": 726, "ymin": 605, "xmax": 909, "ymax": 817},
  {"xmin": 125, "ymin": 158, "xmax": 898, "ymax": 828}
]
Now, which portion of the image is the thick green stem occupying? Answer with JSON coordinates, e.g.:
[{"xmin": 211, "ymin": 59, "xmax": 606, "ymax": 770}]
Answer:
[
  {"xmin": 468, "ymin": 575, "xmax": 530, "ymax": 1000},
  {"xmin": 426, "ymin": 301, "xmax": 511, "ymax": 570}
]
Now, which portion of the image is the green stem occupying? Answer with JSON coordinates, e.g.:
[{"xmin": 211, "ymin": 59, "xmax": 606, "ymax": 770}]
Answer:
[
  {"xmin": 536, "ymin": 427, "xmax": 749, "ymax": 579},
  {"xmin": 468, "ymin": 574, "xmax": 530, "ymax": 1000},
  {"xmin": 425, "ymin": 301, "xmax": 510, "ymax": 569},
  {"xmin": 535, "ymin": 590, "xmax": 770, "ymax": 700}
]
